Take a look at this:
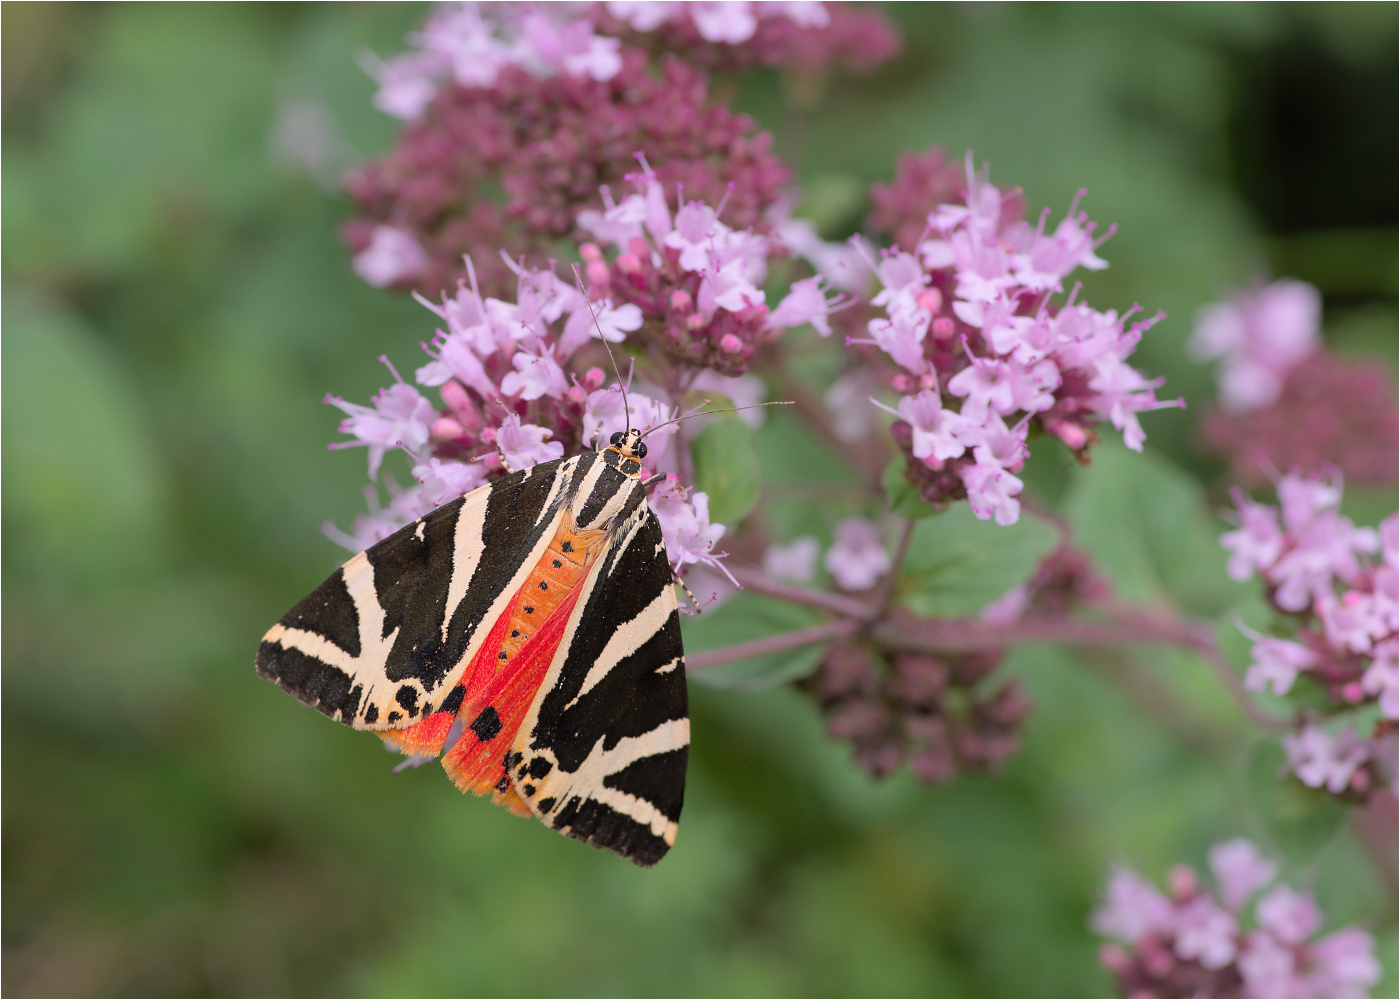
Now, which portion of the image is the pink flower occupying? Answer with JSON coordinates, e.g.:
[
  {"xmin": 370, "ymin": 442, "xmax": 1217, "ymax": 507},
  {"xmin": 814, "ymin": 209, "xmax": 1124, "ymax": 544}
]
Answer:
[
  {"xmin": 412, "ymin": 456, "xmax": 488, "ymax": 506},
  {"xmin": 691, "ymin": 1, "xmax": 759, "ymax": 43},
  {"xmin": 326, "ymin": 365, "xmax": 436, "ymax": 479},
  {"xmin": 1306, "ymin": 927, "xmax": 1382, "ymax": 998},
  {"xmin": 1316, "ymin": 590, "xmax": 1387, "ymax": 655},
  {"xmin": 1173, "ymin": 896, "xmax": 1238, "ymax": 969},
  {"xmin": 558, "ymin": 298, "xmax": 644, "ymax": 355},
  {"xmin": 1282, "ymin": 723, "xmax": 1369, "ymax": 794},
  {"xmin": 1090, "ymin": 867, "xmax": 1176, "ymax": 943},
  {"xmin": 1362, "ymin": 638, "xmax": 1398, "ymax": 720},
  {"xmin": 823, "ymin": 518, "xmax": 890, "ymax": 591},
  {"xmin": 873, "ymin": 390, "xmax": 969, "ymax": 467},
  {"xmin": 960, "ymin": 460, "xmax": 1024, "ymax": 527},
  {"xmin": 500, "ymin": 346, "xmax": 569, "ymax": 401},
  {"xmin": 1255, "ymin": 885, "xmax": 1321, "ymax": 945},
  {"xmin": 768, "ymin": 275, "xmax": 843, "ymax": 337},
  {"xmin": 415, "ymin": 330, "xmax": 499, "ymax": 399},
  {"xmin": 495, "ymin": 413, "xmax": 565, "ymax": 470},
  {"xmin": 1243, "ymin": 636, "xmax": 1317, "ymax": 697},
  {"xmin": 650, "ymin": 484, "xmax": 729, "ymax": 577},
  {"xmin": 763, "ymin": 536, "xmax": 820, "ymax": 583},
  {"xmin": 1190, "ymin": 279, "xmax": 1321, "ymax": 413},
  {"xmin": 1238, "ymin": 931, "xmax": 1304, "ymax": 998},
  {"xmin": 1207, "ymin": 838, "xmax": 1278, "ymax": 912},
  {"xmin": 1008, "ymin": 191, "xmax": 1113, "ymax": 291},
  {"xmin": 1221, "ymin": 489, "xmax": 1285, "ymax": 582},
  {"xmin": 352, "ymin": 226, "xmax": 428, "ymax": 288}
]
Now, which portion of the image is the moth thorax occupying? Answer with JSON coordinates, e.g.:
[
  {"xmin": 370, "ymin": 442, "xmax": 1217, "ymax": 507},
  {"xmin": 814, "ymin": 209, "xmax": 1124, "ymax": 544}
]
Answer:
[{"xmin": 604, "ymin": 428, "xmax": 647, "ymax": 479}]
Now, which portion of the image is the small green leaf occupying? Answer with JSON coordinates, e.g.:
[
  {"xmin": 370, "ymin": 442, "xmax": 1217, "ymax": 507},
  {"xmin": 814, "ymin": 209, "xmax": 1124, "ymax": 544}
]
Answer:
[
  {"xmin": 1247, "ymin": 739, "xmax": 1349, "ymax": 863},
  {"xmin": 882, "ymin": 458, "xmax": 937, "ymax": 520},
  {"xmin": 682, "ymin": 592, "xmax": 826, "ymax": 689},
  {"xmin": 898, "ymin": 505, "xmax": 1059, "ymax": 618},
  {"xmin": 691, "ymin": 417, "xmax": 759, "ymax": 525}
]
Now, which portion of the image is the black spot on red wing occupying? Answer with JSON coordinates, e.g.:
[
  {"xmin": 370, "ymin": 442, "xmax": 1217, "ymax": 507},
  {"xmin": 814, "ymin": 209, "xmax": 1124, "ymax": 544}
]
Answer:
[
  {"xmin": 494, "ymin": 775, "xmax": 510, "ymax": 793},
  {"xmin": 523, "ymin": 784, "xmax": 536, "ymax": 796},
  {"xmin": 527, "ymin": 757, "xmax": 553, "ymax": 779},
  {"xmin": 364, "ymin": 703, "xmax": 379, "ymax": 724},
  {"xmin": 469, "ymin": 706, "xmax": 502, "ymax": 742},
  {"xmin": 511, "ymin": 629, "xmax": 519, "ymax": 638},
  {"xmin": 387, "ymin": 710, "xmax": 402, "ymax": 723},
  {"xmin": 440, "ymin": 684, "xmax": 466, "ymax": 716},
  {"xmin": 560, "ymin": 541, "xmax": 573, "ymax": 553},
  {"xmin": 498, "ymin": 650, "xmax": 507, "ymax": 660},
  {"xmin": 538, "ymin": 581, "xmax": 548, "ymax": 590},
  {"xmin": 525, "ymin": 606, "xmax": 534, "ymax": 614},
  {"xmin": 396, "ymin": 685, "xmax": 420, "ymax": 715},
  {"xmin": 538, "ymin": 797, "xmax": 557, "ymax": 814},
  {"xmin": 552, "ymin": 559, "xmax": 562, "ymax": 568}
]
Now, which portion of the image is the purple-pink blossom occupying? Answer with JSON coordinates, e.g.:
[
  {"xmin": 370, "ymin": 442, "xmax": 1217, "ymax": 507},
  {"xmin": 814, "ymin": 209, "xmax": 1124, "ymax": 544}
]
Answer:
[
  {"xmin": 823, "ymin": 517, "xmax": 891, "ymax": 591},
  {"xmin": 1190, "ymin": 278, "xmax": 1321, "ymax": 413},
  {"xmin": 855, "ymin": 153, "xmax": 1180, "ymax": 525},
  {"xmin": 1092, "ymin": 839, "xmax": 1381, "ymax": 999}
]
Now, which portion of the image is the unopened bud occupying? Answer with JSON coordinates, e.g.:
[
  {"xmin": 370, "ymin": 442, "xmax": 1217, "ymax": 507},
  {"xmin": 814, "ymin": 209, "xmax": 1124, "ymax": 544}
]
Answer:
[
  {"xmin": 431, "ymin": 417, "xmax": 468, "ymax": 441},
  {"xmin": 686, "ymin": 313, "xmax": 706, "ymax": 331},
  {"xmin": 567, "ymin": 385, "xmax": 586, "ymax": 404},
  {"xmin": 579, "ymin": 242, "xmax": 602, "ymax": 263},
  {"xmin": 1167, "ymin": 864, "xmax": 1197, "ymax": 902},
  {"xmin": 616, "ymin": 253, "xmax": 642, "ymax": 275},
  {"xmin": 669, "ymin": 289, "xmax": 693, "ymax": 312},
  {"xmin": 583, "ymin": 367, "xmax": 606, "ymax": 390},
  {"xmin": 479, "ymin": 427, "xmax": 497, "ymax": 445},
  {"xmin": 931, "ymin": 316, "xmax": 956, "ymax": 341},
  {"xmin": 916, "ymin": 288, "xmax": 943, "ymax": 314},
  {"xmin": 718, "ymin": 333, "xmax": 743, "ymax": 354},
  {"xmin": 586, "ymin": 260, "xmax": 610, "ymax": 286}
]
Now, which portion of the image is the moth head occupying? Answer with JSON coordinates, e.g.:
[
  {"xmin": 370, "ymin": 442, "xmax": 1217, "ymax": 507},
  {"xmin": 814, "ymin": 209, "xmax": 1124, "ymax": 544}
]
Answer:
[{"xmin": 609, "ymin": 429, "xmax": 647, "ymax": 460}]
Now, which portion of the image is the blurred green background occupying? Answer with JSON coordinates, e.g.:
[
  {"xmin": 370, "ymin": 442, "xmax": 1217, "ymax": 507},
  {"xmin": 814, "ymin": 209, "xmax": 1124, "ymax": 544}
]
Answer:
[{"xmin": 4, "ymin": 4, "xmax": 1396, "ymax": 995}]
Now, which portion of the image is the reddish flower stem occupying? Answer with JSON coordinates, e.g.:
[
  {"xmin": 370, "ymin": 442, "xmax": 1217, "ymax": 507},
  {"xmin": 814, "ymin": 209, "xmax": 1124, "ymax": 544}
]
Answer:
[
  {"xmin": 728, "ymin": 564, "xmax": 869, "ymax": 618},
  {"xmin": 686, "ymin": 619, "xmax": 861, "ymax": 670},
  {"xmin": 1353, "ymin": 789, "xmax": 1399, "ymax": 900}
]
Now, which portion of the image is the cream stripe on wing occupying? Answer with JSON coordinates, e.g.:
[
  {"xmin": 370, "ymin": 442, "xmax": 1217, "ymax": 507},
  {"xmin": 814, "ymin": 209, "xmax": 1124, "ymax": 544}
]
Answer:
[
  {"xmin": 442, "ymin": 488, "xmax": 490, "ymax": 644},
  {"xmin": 563, "ymin": 585, "xmax": 677, "ymax": 710}
]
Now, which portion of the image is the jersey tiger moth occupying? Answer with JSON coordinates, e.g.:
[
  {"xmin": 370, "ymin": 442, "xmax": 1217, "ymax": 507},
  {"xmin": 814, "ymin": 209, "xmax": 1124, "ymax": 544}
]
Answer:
[{"xmin": 256, "ymin": 429, "xmax": 689, "ymax": 867}]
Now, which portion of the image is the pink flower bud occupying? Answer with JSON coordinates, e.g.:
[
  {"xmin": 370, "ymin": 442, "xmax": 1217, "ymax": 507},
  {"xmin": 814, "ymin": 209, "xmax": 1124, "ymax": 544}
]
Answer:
[
  {"xmin": 916, "ymin": 288, "xmax": 943, "ymax": 314},
  {"xmin": 579, "ymin": 242, "xmax": 602, "ymax": 263},
  {"xmin": 919, "ymin": 373, "xmax": 937, "ymax": 391},
  {"xmin": 567, "ymin": 385, "xmax": 586, "ymax": 404},
  {"xmin": 891, "ymin": 374, "xmax": 917, "ymax": 394},
  {"xmin": 480, "ymin": 427, "xmax": 497, "ymax": 445},
  {"xmin": 583, "ymin": 367, "xmax": 605, "ymax": 390},
  {"xmin": 616, "ymin": 253, "xmax": 642, "ymax": 275},
  {"xmin": 1342, "ymin": 681, "xmax": 1364, "ymax": 702},
  {"xmin": 440, "ymin": 380, "xmax": 470, "ymax": 412},
  {"xmin": 586, "ymin": 260, "xmax": 610, "ymax": 286},
  {"xmin": 669, "ymin": 289, "xmax": 693, "ymax": 312},
  {"xmin": 1047, "ymin": 418, "xmax": 1088, "ymax": 450},
  {"xmin": 931, "ymin": 316, "xmax": 956, "ymax": 341},
  {"xmin": 627, "ymin": 237, "xmax": 649, "ymax": 258},
  {"xmin": 718, "ymin": 333, "xmax": 743, "ymax": 354},
  {"xmin": 1167, "ymin": 864, "xmax": 1198, "ymax": 901},
  {"xmin": 686, "ymin": 313, "xmax": 706, "ymax": 331},
  {"xmin": 431, "ymin": 417, "xmax": 468, "ymax": 441}
]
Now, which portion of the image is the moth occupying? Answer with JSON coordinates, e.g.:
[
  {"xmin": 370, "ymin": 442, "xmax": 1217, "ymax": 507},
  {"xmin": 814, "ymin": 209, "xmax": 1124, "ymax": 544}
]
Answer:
[{"xmin": 256, "ymin": 427, "xmax": 689, "ymax": 867}]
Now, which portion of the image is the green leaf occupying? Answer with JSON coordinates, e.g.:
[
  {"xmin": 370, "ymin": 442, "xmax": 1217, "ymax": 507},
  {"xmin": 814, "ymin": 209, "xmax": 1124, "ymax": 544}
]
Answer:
[
  {"xmin": 882, "ymin": 458, "xmax": 937, "ymax": 520},
  {"xmin": 1064, "ymin": 444, "xmax": 1244, "ymax": 614},
  {"xmin": 898, "ymin": 505, "xmax": 1059, "ymax": 618},
  {"xmin": 1247, "ymin": 740, "xmax": 1349, "ymax": 863},
  {"xmin": 691, "ymin": 417, "xmax": 759, "ymax": 525},
  {"xmin": 682, "ymin": 593, "xmax": 826, "ymax": 689}
]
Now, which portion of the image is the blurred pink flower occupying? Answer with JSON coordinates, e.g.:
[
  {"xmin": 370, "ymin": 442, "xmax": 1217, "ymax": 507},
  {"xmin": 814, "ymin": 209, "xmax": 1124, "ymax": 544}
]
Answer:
[
  {"xmin": 1190, "ymin": 278, "xmax": 1321, "ymax": 413},
  {"xmin": 823, "ymin": 517, "xmax": 890, "ymax": 591}
]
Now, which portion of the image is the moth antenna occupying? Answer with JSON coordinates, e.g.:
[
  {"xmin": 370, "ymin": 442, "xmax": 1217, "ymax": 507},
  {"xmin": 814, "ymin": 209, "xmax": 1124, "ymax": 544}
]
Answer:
[
  {"xmin": 639, "ymin": 400, "xmax": 794, "ymax": 440},
  {"xmin": 571, "ymin": 264, "xmax": 630, "ymax": 427}
]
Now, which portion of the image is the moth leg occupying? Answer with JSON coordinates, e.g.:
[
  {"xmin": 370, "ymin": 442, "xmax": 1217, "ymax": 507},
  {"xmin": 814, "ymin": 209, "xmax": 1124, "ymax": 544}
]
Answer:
[
  {"xmin": 499, "ymin": 455, "xmax": 516, "ymax": 474},
  {"xmin": 642, "ymin": 474, "xmax": 667, "ymax": 490},
  {"xmin": 672, "ymin": 568, "xmax": 702, "ymax": 615}
]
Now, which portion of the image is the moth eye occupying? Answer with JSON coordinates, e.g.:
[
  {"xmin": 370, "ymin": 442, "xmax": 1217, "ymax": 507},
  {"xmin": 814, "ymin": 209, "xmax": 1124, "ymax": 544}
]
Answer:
[
  {"xmin": 635, "ymin": 441, "xmax": 648, "ymax": 459},
  {"xmin": 609, "ymin": 431, "xmax": 623, "ymax": 446}
]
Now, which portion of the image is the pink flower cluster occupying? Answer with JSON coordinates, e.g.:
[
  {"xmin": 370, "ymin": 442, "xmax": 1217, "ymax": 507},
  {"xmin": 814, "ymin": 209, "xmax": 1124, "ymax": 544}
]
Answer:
[
  {"xmin": 596, "ymin": 1, "xmax": 900, "ymax": 76},
  {"xmin": 1222, "ymin": 470, "xmax": 1398, "ymax": 799},
  {"xmin": 323, "ymin": 252, "xmax": 724, "ymax": 581},
  {"xmin": 1092, "ymin": 838, "xmax": 1381, "ymax": 998},
  {"xmin": 344, "ymin": 47, "xmax": 789, "ymax": 300},
  {"xmin": 1190, "ymin": 279, "xmax": 1321, "ymax": 414},
  {"xmin": 576, "ymin": 157, "xmax": 846, "ymax": 376},
  {"xmin": 859, "ymin": 155, "xmax": 1182, "ymax": 526}
]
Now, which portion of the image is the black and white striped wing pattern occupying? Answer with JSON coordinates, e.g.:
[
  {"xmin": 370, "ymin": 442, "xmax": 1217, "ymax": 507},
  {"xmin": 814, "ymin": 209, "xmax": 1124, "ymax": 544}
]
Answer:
[
  {"xmin": 510, "ymin": 498, "xmax": 688, "ymax": 867},
  {"xmin": 257, "ymin": 456, "xmax": 581, "ymax": 730}
]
